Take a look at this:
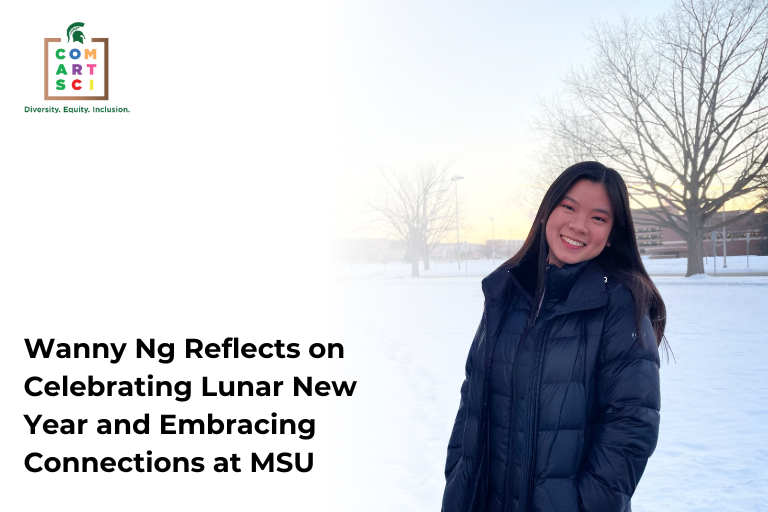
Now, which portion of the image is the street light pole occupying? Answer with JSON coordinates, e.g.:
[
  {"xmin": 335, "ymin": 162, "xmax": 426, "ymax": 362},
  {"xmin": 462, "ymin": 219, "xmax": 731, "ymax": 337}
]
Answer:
[
  {"xmin": 464, "ymin": 241, "xmax": 468, "ymax": 276},
  {"xmin": 451, "ymin": 175, "xmax": 464, "ymax": 270},
  {"xmin": 489, "ymin": 216, "xmax": 495, "ymax": 266}
]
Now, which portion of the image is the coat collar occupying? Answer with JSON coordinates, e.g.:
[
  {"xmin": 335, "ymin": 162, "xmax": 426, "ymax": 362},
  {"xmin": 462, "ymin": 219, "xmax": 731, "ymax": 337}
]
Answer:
[{"xmin": 482, "ymin": 256, "xmax": 609, "ymax": 315}]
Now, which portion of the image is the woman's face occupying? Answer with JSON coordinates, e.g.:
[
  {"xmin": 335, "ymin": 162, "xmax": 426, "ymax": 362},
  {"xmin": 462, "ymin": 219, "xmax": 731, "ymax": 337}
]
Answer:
[{"xmin": 545, "ymin": 179, "xmax": 614, "ymax": 268}]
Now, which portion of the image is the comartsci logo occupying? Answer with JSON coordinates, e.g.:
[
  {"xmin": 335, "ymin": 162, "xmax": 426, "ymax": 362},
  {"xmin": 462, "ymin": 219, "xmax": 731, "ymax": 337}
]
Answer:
[{"xmin": 44, "ymin": 22, "xmax": 109, "ymax": 100}]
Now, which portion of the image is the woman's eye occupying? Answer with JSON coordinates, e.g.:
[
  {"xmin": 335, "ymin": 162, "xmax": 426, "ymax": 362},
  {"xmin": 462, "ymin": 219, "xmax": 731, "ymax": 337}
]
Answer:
[
  {"xmin": 561, "ymin": 204, "xmax": 574, "ymax": 211},
  {"xmin": 593, "ymin": 216, "xmax": 606, "ymax": 223}
]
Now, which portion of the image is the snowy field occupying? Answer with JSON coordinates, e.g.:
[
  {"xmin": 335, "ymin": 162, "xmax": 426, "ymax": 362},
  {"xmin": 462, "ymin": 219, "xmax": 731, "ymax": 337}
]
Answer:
[
  {"xmin": 332, "ymin": 254, "xmax": 768, "ymax": 279},
  {"xmin": 328, "ymin": 257, "xmax": 768, "ymax": 511}
]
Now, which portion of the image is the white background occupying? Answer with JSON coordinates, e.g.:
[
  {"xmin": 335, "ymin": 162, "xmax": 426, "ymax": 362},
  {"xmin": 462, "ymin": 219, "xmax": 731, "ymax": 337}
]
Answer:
[{"xmin": 1, "ymin": 2, "xmax": 345, "ymax": 511}]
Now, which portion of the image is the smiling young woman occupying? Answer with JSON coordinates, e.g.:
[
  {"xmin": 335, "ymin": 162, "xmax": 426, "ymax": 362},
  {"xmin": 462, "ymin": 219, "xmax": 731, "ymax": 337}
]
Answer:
[
  {"xmin": 545, "ymin": 179, "xmax": 614, "ymax": 268},
  {"xmin": 442, "ymin": 162, "xmax": 668, "ymax": 512}
]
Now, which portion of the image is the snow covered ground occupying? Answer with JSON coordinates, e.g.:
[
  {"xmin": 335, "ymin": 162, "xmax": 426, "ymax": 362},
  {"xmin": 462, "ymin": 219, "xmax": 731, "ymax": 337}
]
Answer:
[
  {"xmin": 327, "ymin": 257, "xmax": 768, "ymax": 511},
  {"xmin": 332, "ymin": 254, "xmax": 768, "ymax": 279}
]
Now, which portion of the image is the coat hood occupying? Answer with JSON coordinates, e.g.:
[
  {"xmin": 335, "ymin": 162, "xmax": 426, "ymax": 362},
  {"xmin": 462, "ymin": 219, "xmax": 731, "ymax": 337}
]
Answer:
[{"xmin": 481, "ymin": 256, "xmax": 610, "ymax": 314}]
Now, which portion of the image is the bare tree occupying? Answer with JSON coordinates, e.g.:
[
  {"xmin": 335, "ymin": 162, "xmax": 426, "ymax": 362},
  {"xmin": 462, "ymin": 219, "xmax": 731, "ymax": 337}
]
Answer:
[
  {"xmin": 533, "ymin": 0, "xmax": 768, "ymax": 276},
  {"xmin": 478, "ymin": 240, "xmax": 494, "ymax": 260},
  {"xmin": 364, "ymin": 160, "xmax": 459, "ymax": 277},
  {"xmin": 508, "ymin": 125, "xmax": 602, "ymax": 218}
]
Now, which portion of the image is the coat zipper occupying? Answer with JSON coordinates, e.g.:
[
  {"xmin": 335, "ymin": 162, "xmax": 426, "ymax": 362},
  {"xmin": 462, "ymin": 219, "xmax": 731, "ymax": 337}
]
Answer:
[
  {"xmin": 507, "ymin": 267, "xmax": 552, "ymax": 512},
  {"xmin": 521, "ymin": 328, "xmax": 547, "ymax": 511},
  {"xmin": 502, "ymin": 323, "xmax": 531, "ymax": 511},
  {"xmin": 503, "ymin": 268, "xmax": 549, "ymax": 512}
]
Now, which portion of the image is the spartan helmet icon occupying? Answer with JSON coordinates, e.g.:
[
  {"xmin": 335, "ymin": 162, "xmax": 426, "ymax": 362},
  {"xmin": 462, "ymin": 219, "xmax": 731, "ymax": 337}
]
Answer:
[{"xmin": 67, "ymin": 22, "xmax": 85, "ymax": 44}]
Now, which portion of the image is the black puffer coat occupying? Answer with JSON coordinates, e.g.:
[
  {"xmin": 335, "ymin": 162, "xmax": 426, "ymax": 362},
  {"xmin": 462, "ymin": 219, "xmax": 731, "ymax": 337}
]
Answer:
[{"xmin": 442, "ymin": 257, "xmax": 660, "ymax": 512}]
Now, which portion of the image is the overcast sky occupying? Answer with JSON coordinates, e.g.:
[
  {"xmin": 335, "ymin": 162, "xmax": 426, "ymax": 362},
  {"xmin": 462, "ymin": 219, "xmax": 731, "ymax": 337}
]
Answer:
[{"xmin": 326, "ymin": 0, "xmax": 674, "ymax": 242}]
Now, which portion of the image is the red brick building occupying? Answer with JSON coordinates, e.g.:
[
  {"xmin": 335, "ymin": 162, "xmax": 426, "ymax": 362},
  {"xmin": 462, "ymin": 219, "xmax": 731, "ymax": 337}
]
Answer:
[{"xmin": 631, "ymin": 207, "xmax": 765, "ymax": 258}]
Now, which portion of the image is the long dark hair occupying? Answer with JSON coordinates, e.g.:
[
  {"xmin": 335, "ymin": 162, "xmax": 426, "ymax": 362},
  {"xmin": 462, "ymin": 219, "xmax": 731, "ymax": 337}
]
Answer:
[{"xmin": 503, "ymin": 161, "xmax": 669, "ymax": 355}]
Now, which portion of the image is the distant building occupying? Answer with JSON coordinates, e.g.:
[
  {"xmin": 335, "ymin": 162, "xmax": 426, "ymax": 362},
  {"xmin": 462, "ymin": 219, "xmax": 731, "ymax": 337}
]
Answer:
[
  {"xmin": 431, "ymin": 242, "xmax": 487, "ymax": 260},
  {"xmin": 631, "ymin": 207, "xmax": 765, "ymax": 258},
  {"xmin": 330, "ymin": 238, "xmax": 406, "ymax": 264},
  {"xmin": 485, "ymin": 239, "xmax": 525, "ymax": 259}
]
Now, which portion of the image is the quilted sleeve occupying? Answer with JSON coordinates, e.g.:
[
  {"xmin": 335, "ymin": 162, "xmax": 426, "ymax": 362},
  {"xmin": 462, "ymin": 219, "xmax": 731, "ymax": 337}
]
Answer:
[
  {"xmin": 578, "ymin": 284, "xmax": 660, "ymax": 511},
  {"xmin": 444, "ymin": 309, "xmax": 485, "ymax": 480}
]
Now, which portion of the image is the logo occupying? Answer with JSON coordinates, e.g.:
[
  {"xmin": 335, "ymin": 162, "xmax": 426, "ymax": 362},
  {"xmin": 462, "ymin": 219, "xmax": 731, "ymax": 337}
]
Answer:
[
  {"xmin": 67, "ymin": 22, "xmax": 85, "ymax": 44},
  {"xmin": 45, "ymin": 22, "xmax": 108, "ymax": 100}
]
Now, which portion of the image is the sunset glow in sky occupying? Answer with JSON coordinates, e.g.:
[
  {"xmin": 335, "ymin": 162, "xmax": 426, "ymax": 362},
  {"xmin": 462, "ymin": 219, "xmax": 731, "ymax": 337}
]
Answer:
[{"xmin": 326, "ymin": 0, "xmax": 688, "ymax": 242}]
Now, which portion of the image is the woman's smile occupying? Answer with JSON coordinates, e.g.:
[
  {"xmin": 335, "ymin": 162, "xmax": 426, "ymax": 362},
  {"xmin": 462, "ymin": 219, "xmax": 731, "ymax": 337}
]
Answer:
[{"xmin": 560, "ymin": 234, "xmax": 586, "ymax": 248}]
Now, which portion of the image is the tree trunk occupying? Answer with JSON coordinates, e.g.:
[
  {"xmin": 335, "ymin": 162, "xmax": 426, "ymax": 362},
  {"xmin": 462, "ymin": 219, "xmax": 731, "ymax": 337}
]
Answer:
[
  {"xmin": 422, "ymin": 242, "xmax": 431, "ymax": 270},
  {"xmin": 685, "ymin": 227, "xmax": 705, "ymax": 276},
  {"xmin": 411, "ymin": 254, "xmax": 420, "ymax": 278},
  {"xmin": 409, "ymin": 236, "xmax": 421, "ymax": 278}
]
